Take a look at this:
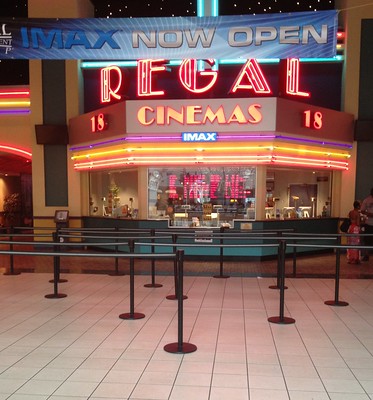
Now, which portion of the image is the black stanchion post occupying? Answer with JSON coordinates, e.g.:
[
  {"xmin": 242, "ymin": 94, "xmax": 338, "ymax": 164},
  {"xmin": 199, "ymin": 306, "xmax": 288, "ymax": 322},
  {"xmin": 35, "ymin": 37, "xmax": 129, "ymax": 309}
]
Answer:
[
  {"xmin": 269, "ymin": 231, "xmax": 287, "ymax": 290},
  {"xmin": 214, "ymin": 226, "xmax": 229, "ymax": 279},
  {"xmin": 3, "ymin": 226, "xmax": 20, "ymax": 276},
  {"xmin": 324, "ymin": 235, "xmax": 349, "ymax": 307},
  {"xmin": 166, "ymin": 234, "xmax": 187, "ymax": 300},
  {"xmin": 45, "ymin": 232, "xmax": 67, "ymax": 299},
  {"xmin": 144, "ymin": 228, "xmax": 162, "ymax": 288},
  {"xmin": 119, "ymin": 239, "xmax": 145, "ymax": 320},
  {"xmin": 164, "ymin": 250, "xmax": 197, "ymax": 354},
  {"xmin": 49, "ymin": 228, "xmax": 67, "ymax": 283},
  {"xmin": 268, "ymin": 240, "xmax": 295, "ymax": 325}
]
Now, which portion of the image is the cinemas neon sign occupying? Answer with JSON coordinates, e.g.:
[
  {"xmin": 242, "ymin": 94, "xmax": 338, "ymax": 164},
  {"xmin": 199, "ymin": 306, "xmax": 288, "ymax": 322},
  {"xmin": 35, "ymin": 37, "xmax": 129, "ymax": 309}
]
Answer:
[
  {"xmin": 100, "ymin": 57, "xmax": 309, "ymax": 102},
  {"xmin": 137, "ymin": 103, "xmax": 263, "ymax": 127}
]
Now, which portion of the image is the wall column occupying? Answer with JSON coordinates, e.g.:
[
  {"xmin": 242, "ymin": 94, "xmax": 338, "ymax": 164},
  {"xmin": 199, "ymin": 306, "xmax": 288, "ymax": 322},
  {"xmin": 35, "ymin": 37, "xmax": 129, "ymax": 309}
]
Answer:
[{"xmin": 28, "ymin": 0, "xmax": 93, "ymax": 227}]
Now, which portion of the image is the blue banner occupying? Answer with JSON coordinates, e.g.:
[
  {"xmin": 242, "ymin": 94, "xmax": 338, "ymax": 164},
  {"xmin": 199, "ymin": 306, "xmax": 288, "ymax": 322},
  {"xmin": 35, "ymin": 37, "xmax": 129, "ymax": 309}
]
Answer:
[{"xmin": 0, "ymin": 11, "xmax": 337, "ymax": 60}]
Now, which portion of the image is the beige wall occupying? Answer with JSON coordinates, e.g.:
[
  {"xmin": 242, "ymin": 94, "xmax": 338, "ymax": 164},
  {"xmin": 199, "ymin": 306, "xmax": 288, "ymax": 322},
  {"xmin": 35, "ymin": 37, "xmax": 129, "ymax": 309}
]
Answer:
[
  {"xmin": 28, "ymin": 0, "xmax": 93, "ymax": 227},
  {"xmin": 335, "ymin": 0, "xmax": 373, "ymax": 216}
]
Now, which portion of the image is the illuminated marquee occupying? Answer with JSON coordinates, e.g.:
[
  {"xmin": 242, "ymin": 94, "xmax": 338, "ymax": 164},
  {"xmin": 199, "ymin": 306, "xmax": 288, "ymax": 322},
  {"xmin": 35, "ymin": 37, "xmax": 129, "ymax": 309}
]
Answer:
[{"xmin": 100, "ymin": 57, "xmax": 308, "ymax": 102}]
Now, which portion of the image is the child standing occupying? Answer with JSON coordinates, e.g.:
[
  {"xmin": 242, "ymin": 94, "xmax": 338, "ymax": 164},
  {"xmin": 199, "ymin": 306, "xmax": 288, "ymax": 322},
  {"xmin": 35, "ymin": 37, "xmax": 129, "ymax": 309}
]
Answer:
[{"xmin": 347, "ymin": 200, "xmax": 361, "ymax": 264}]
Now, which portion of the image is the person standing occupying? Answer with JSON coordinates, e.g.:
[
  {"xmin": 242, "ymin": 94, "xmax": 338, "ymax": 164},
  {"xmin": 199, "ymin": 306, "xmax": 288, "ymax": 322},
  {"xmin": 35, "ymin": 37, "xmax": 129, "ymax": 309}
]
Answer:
[
  {"xmin": 347, "ymin": 201, "xmax": 361, "ymax": 264},
  {"xmin": 360, "ymin": 187, "xmax": 373, "ymax": 261}
]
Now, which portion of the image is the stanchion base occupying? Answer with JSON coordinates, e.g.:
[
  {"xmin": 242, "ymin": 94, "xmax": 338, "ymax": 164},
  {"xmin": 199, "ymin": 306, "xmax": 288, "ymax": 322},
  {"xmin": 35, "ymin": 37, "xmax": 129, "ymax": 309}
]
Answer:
[
  {"xmin": 49, "ymin": 278, "xmax": 68, "ymax": 283},
  {"xmin": 268, "ymin": 316, "xmax": 295, "ymax": 324},
  {"xmin": 3, "ymin": 271, "xmax": 21, "ymax": 276},
  {"xmin": 164, "ymin": 342, "xmax": 197, "ymax": 354},
  {"xmin": 213, "ymin": 275, "xmax": 230, "ymax": 279},
  {"xmin": 324, "ymin": 300, "xmax": 349, "ymax": 307},
  {"xmin": 144, "ymin": 283, "xmax": 163, "ymax": 288},
  {"xmin": 269, "ymin": 285, "xmax": 288, "ymax": 290},
  {"xmin": 119, "ymin": 312, "xmax": 145, "ymax": 320},
  {"xmin": 166, "ymin": 294, "xmax": 188, "ymax": 300},
  {"xmin": 45, "ymin": 293, "xmax": 67, "ymax": 299},
  {"xmin": 108, "ymin": 272, "xmax": 126, "ymax": 276}
]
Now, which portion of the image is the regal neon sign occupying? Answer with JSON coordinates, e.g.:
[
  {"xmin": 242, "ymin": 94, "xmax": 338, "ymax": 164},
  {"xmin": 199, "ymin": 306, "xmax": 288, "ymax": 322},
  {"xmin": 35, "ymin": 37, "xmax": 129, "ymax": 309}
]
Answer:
[{"xmin": 100, "ymin": 57, "xmax": 309, "ymax": 102}]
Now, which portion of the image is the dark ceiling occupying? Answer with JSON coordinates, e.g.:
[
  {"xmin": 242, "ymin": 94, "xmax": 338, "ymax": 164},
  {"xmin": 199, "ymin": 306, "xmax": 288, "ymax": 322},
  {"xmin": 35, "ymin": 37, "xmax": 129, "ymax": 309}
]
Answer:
[{"xmin": 0, "ymin": 152, "xmax": 32, "ymax": 176}]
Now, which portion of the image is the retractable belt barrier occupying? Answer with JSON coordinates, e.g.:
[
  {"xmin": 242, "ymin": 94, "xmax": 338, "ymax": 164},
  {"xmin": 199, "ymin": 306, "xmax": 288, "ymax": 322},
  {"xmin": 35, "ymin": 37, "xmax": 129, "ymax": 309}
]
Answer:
[{"xmin": 1, "ymin": 226, "xmax": 373, "ymax": 355}]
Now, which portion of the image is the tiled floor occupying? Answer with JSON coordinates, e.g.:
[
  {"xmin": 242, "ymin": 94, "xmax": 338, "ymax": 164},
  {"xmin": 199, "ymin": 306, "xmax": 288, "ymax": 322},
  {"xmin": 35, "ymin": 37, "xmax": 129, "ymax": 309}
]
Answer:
[{"xmin": 1, "ymin": 264, "xmax": 373, "ymax": 399}]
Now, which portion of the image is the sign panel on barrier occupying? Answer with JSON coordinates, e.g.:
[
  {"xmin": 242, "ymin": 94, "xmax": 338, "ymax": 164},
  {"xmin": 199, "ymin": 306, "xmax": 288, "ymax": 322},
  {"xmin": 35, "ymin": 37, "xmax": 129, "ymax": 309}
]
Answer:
[{"xmin": 194, "ymin": 230, "xmax": 213, "ymax": 243}]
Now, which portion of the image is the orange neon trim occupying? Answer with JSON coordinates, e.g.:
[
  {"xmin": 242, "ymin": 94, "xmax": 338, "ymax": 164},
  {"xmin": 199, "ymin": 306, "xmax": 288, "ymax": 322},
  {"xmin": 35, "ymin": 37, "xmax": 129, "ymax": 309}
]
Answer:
[
  {"xmin": 137, "ymin": 59, "xmax": 166, "ymax": 97},
  {"xmin": 273, "ymin": 159, "xmax": 348, "ymax": 170},
  {"xmin": 273, "ymin": 146, "xmax": 349, "ymax": 158},
  {"xmin": 0, "ymin": 100, "xmax": 30, "ymax": 107},
  {"xmin": 229, "ymin": 59, "xmax": 271, "ymax": 94},
  {"xmin": 178, "ymin": 59, "xmax": 218, "ymax": 94},
  {"xmin": 74, "ymin": 156, "xmax": 348, "ymax": 171},
  {"xmin": 286, "ymin": 58, "xmax": 310, "ymax": 98},
  {"xmin": 73, "ymin": 152, "xmax": 347, "ymax": 168},
  {"xmin": 71, "ymin": 145, "xmax": 271, "ymax": 160},
  {"xmin": 71, "ymin": 144, "xmax": 350, "ymax": 161}
]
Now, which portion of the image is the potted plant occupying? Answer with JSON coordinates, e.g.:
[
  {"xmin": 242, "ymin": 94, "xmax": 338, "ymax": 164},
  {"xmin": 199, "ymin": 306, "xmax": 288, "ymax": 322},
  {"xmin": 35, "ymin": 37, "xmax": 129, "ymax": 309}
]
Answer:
[{"xmin": 3, "ymin": 193, "xmax": 21, "ymax": 226}]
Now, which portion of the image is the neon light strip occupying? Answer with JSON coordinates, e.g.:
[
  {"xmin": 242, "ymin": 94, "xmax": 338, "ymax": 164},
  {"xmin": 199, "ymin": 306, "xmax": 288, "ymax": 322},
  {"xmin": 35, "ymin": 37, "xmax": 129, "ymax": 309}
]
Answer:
[
  {"xmin": 73, "ymin": 153, "xmax": 346, "ymax": 166},
  {"xmin": 81, "ymin": 56, "xmax": 343, "ymax": 69},
  {"xmin": 74, "ymin": 154, "xmax": 348, "ymax": 171},
  {"xmin": 197, "ymin": 0, "xmax": 204, "ymax": 16},
  {"xmin": 212, "ymin": 0, "xmax": 219, "ymax": 16},
  {"xmin": 0, "ymin": 90, "xmax": 30, "ymax": 98},
  {"xmin": 0, "ymin": 145, "xmax": 32, "ymax": 158},
  {"xmin": 273, "ymin": 146, "xmax": 349, "ymax": 158},
  {"xmin": 277, "ymin": 135, "xmax": 352, "ymax": 149},
  {"xmin": 71, "ymin": 146, "xmax": 272, "ymax": 160},
  {"xmin": 273, "ymin": 155, "xmax": 348, "ymax": 165},
  {"xmin": 0, "ymin": 100, "xmax": 30, "ymax": 107},
  {"xmin": 71, "ymin": 144, "xmax": 349, "ymax": 161},
  {"xmin": 0, "ymin": 109, "xmax": 31, "ymax": 115},
  {"xmin": 69, "ymin": 134, "xmax": 276, "ymax": 151},
  {"xmin": 69, "ymin": 133, "xmax": 352, "ymax": 152}
]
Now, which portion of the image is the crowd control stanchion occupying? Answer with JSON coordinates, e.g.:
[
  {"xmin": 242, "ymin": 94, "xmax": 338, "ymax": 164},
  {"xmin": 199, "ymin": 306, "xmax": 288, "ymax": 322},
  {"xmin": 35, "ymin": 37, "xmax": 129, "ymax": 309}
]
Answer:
[
  {"xmin": 144, "ymin": 229, "xmax": 162, "ymax": 288},
  {"xmin": 45, "ymin": 232, "xmax": 67, "ymax": 299},
  {"xmin": 164, "ymin": 250, "xmax": 197, "ymax": 354},
  {"xmin": 166, "ymin": 234, "xmax": 187, "ymax": 301},
  {"xmin": 324, "ymin": 235, "xmax": 349, "ymax": 307},
  {"xmin": 49, "ymin": 229, "xmax": 67, "ymax": 283},
  {"xmin": 269, "ymin": 232, "xmax": 288, "ymax": 290},
  {"xmin": 3, "ymin": 227, "xmax": 20, "ymax": 276},
  {"xmin": 268, "ymin": 240, "xmax": 295, "ymax": 325},
  {"xmin": 214, "ymin": 226, "xmax": 229, "ymax": 279},
  {"xmin": 119, "ymin": 239, "xmax": 145, "ymax": 320},
  {"xmin": 109, "ymin": 227, "xmax": 125, "ymax": 276}
]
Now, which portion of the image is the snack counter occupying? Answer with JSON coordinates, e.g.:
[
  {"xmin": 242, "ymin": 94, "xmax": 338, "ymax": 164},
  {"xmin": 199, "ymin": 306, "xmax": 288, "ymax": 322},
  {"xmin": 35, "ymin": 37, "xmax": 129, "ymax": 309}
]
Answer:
[{"xmin": 82, "ymin": 216, "xmax": 339, "ymax": 258}]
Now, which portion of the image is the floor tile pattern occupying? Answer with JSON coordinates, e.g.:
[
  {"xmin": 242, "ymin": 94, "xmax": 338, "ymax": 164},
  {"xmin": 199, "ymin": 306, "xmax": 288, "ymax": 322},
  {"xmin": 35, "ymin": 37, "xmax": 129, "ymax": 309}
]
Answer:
[{"xmin": 1, "ymin": 264, "xmax": 373, "ymax": 399}]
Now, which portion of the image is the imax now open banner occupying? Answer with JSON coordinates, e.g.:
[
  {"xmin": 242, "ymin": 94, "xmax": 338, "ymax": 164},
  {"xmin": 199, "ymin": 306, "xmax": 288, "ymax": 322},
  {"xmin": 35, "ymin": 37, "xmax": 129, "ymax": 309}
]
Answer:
[{"xmin": 0, "ymin": 10, "xmax": 337, "ymax": 60}]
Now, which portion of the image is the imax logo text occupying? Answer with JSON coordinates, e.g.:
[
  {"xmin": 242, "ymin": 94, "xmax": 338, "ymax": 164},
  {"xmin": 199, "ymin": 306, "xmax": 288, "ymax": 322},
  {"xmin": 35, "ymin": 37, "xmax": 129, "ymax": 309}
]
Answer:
[
  {"xmin": 20, "ymin": 28, "xmax": 120, "ymax": 49},
  {"xmin": 182, "ymin": 132, "xmax": 217, "ymax": 142}
]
